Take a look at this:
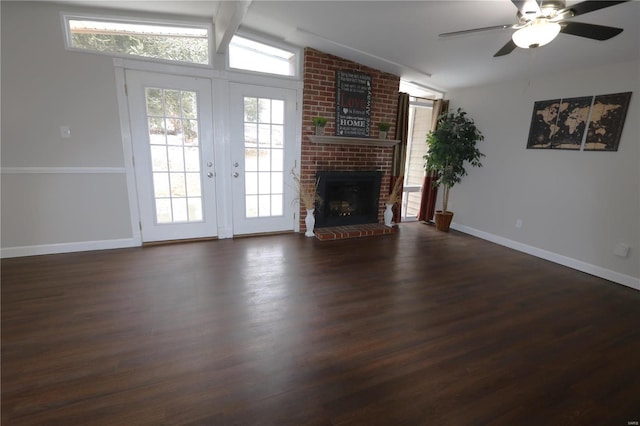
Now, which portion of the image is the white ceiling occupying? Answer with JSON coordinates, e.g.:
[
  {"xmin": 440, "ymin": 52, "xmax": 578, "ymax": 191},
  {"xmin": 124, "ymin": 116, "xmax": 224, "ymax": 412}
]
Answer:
[{"xmin": 52, "ymin": 0, "xmax": 639, "ymax": 93}]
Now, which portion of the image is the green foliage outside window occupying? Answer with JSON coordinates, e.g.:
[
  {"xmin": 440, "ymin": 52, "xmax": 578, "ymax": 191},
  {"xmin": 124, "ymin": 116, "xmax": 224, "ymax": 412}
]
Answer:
[{"xmin": 71, "ymin": 33, "xmax": 209, "ymax": 64}]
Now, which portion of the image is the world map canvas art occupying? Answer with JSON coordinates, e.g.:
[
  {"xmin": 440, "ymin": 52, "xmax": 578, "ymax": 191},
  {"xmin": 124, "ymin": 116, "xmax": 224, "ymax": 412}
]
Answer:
[
  {"xmin": 526, "ymin": 92, "xmax": 631, "ymax": 152},
  {"xmin": 584, "ymin": 92, "xmax": 632, "ymax": 151}
]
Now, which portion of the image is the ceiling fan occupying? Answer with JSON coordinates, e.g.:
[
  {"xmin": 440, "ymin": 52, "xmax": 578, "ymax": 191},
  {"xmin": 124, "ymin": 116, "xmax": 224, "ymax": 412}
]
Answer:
[{"xmin": 439, "ymin": 0, "xmax": 630, "ymax": 57}]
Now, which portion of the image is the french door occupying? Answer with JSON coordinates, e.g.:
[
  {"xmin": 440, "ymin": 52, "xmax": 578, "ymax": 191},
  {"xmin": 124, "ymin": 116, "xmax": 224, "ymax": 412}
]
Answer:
[
  {"xmin": 229, "ymin": 83, "xmax": 297, "ymax": 235},
  {"xmin": 126, "ymin": 70, "xmax": 217, "ymax": 242}
]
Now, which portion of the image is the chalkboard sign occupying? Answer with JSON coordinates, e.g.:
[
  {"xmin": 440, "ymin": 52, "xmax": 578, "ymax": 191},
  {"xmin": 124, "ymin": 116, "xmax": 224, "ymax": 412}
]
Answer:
[{"xmin": 335, "ymin": 71, "xmax": 372, "ymax": 137}]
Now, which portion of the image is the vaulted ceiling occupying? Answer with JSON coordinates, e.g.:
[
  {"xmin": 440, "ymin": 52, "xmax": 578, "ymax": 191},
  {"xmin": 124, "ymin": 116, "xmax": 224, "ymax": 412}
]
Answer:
[{"xmin": 51, "ymin": 1, "xmax": 639, "ymax": 93}]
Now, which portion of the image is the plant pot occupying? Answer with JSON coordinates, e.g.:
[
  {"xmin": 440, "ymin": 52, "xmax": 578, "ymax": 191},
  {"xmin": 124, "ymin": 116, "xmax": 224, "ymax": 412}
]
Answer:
[
  {"xmin": 315, "ymin": 126, "xmax": 325, "ymax": 136},
  {"xmin": 434, "ymin": 211, "xmax": 454, "ymax": 232},
  {"xmin": 379, "ymin": 131, "xmax": 387, "ymax": 140}
]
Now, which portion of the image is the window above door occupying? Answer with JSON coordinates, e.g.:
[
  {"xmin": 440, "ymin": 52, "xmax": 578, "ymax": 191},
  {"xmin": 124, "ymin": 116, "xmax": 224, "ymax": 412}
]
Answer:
[
  {"xmin": 62, "ymin": 13, "xmax": 212, "ymax": 65},
  {"xmin": 228, "ymin": 34, "xmax": 300, "ymax": 78}
]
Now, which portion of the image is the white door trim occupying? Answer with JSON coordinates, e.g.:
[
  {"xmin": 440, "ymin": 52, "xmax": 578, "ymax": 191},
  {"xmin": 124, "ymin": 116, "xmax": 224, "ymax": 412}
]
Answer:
[
  {"xmin": 114, "ymin": 63, "xmax": 143, "ymax": 245},
  {"xmin": 113, "ymin": 59, "xmax": 303, "ymax": 243}
]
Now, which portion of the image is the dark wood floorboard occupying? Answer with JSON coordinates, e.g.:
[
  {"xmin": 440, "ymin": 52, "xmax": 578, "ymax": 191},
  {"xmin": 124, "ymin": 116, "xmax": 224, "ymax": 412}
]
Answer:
[{"xmin": 2, "ymin": 222, "xmax": 639, "ymax": 425}]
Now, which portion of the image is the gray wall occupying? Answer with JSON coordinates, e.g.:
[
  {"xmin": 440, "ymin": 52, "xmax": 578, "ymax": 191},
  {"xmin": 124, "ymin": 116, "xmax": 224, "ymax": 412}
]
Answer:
[
  {"xmin": 446, "ymin": 60, "xmax": 639, "ymax": 284},
  {"xmin": 1, "ymin": 2, "xmax": 133, "ymax": 251}
]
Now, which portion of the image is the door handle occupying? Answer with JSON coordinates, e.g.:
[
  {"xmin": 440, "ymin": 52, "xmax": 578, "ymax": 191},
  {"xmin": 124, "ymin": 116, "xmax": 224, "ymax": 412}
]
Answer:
[
  {"xmin": 207, "ymin": 172, "xmax": 214, "ymax": 178},
  {"xmin": 233, "ymin": 172, "xmax": 239, "ymax": 178}
]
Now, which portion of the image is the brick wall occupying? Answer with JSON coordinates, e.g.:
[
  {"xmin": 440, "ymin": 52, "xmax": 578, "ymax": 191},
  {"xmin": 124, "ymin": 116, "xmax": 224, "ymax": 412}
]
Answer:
[{"xmin": 300, "ymin": 48, "xmax": 400, "ymax": 232}]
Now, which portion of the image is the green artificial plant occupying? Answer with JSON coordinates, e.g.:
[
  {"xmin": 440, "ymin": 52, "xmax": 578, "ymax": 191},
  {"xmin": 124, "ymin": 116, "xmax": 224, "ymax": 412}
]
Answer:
[
  {"xmin": 312, "ymin": 116, "xmax": 328, "ymax": 127},
  {"xmin": 424, "ymin": 107, "xmax": 484, "ymax": 213}
]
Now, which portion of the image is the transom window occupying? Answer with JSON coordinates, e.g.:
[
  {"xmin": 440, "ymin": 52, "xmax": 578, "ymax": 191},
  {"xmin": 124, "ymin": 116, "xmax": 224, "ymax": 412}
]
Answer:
[
  {"xmin": 228, "ymin": 35, "xmax": 297, "ymax": 77},
  {"xmin": 62, "ymin": 14, "xmax": 211, "ymax": 65}
]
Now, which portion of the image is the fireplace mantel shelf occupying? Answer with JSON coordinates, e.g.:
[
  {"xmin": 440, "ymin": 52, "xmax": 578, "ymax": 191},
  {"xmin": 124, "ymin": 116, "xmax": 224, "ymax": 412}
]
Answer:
[{"xmin": 308, "ymin": 135, "xmax": 400, "ymax": 147}]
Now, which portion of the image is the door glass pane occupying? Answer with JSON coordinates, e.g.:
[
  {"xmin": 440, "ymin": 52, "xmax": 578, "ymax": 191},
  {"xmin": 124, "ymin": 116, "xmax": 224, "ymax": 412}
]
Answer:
[
  {"xmin": 402, "ymin": 192, "xmax": 423, "ymax": 220},
  {"xmin": 245, "ymin": 124, "xmax": 258, "ymax": 147},
  {"xmin": 271, "ymin": 149, "xmax": 283, "ymax": 171},
  {"xmin": 188, "ymin": 198, "xmax": 203, "ymax": 221},
  {"xmin": 150, "ymin": 146, "xmax": 168, "ymax": 171},
  {"xmin": 145, "ymin": 87, "xmax": 204, "ymax": 224},
  {"xmin": 172, "ymin": 198, "xmax": 188, "ymax": 222},
  {"xmin": 242, "ymin": 96, "xmax": 285, "ymax": 218},
  {"xmin": 156, "ymin": 199, "xmax": 172, "ymax": 223},
  {"xmin": 153, "ymin": 173, "xmax": 170, "ymax": 198},
  {"xmin": 246, "ymin": 195, "xmax": 258, "ymax": 218},
  {"xmin": 272, "ymin": 100, "xmax": 284, "ymax": 124},
  {"xmin": 245, "ymin": 172, "xmax": 258, "ymax": 194},
  {"xmin": 185, "ymin": 173, "xmax": 201, "ymax": 197},
  {"xmin": 182, "ymin": 92, "xmax": 198, "ymax": 119},
  {"xmin": 258, "ymin": 172, "xmax": 271, "ymax": 195},
  {"xmin": 244, "ymin": 97, "xmax": 258, "ymax": 122},
  {"xmin": 245, "ymin": 148, "xmax": 258, "ymax": 171},
  {"xmin": 272, "ymin": 125, "xmax": 283, "ymax": 147},
  {"xmin": 183, "ymin": 120, "xmax": 199, "ymax": 144},
  {"xmin": 271, "ymin": 194, "xmax": 283, "ymax": 215},
  {"xmin": 402, "ymin": 102, "xmax": 433, "ymax": 220},
  {"xmin": 258, "ymin": 124, "xmax": 271, "ymax": 146},
  {"xmin": 258, "ymin": 98, "xmax": 271, "ymax": 123}
]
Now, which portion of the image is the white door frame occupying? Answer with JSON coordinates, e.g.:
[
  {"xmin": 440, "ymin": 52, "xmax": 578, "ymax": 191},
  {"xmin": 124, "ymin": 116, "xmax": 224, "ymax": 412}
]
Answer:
[{"xmin": 114, "ymin": 58, "xmax": 303, "ymax": 244}]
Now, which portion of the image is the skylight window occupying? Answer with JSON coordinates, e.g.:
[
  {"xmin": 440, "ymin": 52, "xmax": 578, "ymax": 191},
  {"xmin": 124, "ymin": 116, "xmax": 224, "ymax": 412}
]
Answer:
[
  {"xmin": 63, "ymin": 14, "xmax": 210, "ymax": 65},
  {"xmin": 228, "ymin": 35, "xmax": 297, "ymax": 77}
]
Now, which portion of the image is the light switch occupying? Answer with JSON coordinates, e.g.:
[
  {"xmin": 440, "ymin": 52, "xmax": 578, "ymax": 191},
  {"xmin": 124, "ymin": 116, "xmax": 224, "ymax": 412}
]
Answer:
[
  {"xmin": 614, "ymin": 243, "xmax": 630, "ymax": 258},
  {"xmin": 60, "ymin": 126, "xmax": 71, "ymax": 139}
]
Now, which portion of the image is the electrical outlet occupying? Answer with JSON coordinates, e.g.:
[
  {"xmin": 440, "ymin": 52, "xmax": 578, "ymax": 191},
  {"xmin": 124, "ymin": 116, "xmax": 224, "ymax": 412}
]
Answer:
[
  {"xmin": 515, "ymin": 219, "xmax": 523, "ymax": 229},
  {"xmin": 60, "ymin": 126, "xmax": 71, "ymax": 139},
  {"xmin": 614, "ymin": 243, "xmax": 630, "ymax": 258}
]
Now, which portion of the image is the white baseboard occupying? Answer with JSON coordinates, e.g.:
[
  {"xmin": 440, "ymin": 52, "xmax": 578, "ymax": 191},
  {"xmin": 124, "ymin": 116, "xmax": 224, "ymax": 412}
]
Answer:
[
  {"xmin": 450, "ymin": 223, "xmax": 640, "ymax": 292},
  {"xmin": 1, "ymin": 238, "xmax": 139, "ymax": 259}
]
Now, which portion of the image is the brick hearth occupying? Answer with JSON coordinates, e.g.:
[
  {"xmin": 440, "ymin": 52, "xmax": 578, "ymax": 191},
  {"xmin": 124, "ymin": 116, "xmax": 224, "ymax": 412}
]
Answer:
[{"xmin": 314, "ymin": 223, "xmax": 396, "ymax": 241}]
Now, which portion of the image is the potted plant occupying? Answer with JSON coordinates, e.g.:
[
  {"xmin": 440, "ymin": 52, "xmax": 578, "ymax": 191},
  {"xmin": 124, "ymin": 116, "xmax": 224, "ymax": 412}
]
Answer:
[
  {"xmin": 424, "ymin": 108, "xmax": 484, "ymax": 232},
  {"xmin": 312, "ymin": 116, "xmax": 328, "ymax": 136},
  {"xmin": 378, "ymin": 122, "xmax": 391, "ymax": 139}
]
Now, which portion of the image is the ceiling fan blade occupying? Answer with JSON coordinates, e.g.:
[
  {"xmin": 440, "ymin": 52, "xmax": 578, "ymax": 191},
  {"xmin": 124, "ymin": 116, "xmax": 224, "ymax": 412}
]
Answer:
[
  {"xmin": 560, "ymin": 21, "xmax": 624, "ymax": 40},
  {"xmin": 439, "ymin": 24, "xmax": 515, "ymax": 37},
  {"xmin": 560, "ymin": 0, "xmax": 630, "ymax": 17},
  {"xmin": 494, "ymin": 39, "xmax": 518, "ymax": 57}
]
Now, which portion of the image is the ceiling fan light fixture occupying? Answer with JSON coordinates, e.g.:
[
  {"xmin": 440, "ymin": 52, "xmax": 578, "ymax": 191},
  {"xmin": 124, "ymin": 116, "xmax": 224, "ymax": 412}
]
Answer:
[{"xmin": 512, "ymin": 19, "xmax": 561, "ymax": 49}]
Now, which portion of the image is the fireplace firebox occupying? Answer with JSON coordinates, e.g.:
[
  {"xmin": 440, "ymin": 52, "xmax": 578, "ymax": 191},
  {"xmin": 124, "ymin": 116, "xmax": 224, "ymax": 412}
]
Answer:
[{"xmin": 315, "ymin": 171, "xmax": 383, "ymax": 228}]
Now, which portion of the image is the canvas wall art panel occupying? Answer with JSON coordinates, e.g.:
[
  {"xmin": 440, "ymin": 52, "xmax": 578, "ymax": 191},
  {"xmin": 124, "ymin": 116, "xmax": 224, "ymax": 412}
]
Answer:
[
  {"xmin": 584, "ymin": 92, "xmax": 632, "ymax": 151},
  {"xmin": 550, "ymin": 96, "xmax": 593, "ymax": 150},
  {"xmin": 526, "ymin": 99, "xmax": 560, "ymax": 149}
]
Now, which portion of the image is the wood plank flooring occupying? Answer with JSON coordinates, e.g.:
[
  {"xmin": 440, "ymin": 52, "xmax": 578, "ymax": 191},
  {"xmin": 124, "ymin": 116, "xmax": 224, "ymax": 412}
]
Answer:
[{"xmin": 2, "ymin": 223, "xmax": 639, "ymax": 425}]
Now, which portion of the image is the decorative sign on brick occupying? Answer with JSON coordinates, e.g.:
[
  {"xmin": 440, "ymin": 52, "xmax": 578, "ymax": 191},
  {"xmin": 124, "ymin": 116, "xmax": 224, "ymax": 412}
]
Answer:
[{"xmin": 335, "ymin": 70, "xmax": 372, "ymax": 137}]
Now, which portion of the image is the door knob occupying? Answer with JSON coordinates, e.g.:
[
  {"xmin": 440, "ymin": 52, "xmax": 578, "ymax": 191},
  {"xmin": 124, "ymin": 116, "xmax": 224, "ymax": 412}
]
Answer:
[
  {"xmin": 207, "ymin": 172, "xmax": 214, "ymax": 178},
  {"xmin": 233, "ymin": 172, "xmax": 239, "ymax": 178}
]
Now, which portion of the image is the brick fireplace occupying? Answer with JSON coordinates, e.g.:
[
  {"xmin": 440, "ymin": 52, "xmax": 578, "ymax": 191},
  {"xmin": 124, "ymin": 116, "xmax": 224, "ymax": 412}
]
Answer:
[{"xmin": 300, "ymin": 48, "xmax": 400, "ymax": 234}]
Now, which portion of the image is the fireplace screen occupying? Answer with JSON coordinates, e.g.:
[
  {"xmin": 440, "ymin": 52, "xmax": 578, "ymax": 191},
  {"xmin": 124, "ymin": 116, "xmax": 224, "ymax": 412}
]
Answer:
[{"xmin": 315, "ymin": 171, "xmax": 382, "ymax": 228}]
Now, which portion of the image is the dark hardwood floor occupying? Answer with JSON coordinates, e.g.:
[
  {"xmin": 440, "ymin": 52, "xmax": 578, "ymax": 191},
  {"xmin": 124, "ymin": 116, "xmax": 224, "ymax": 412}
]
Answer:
[{"xmin": 2, "ymin": 223, "xmax": 639, "ymax": 425}]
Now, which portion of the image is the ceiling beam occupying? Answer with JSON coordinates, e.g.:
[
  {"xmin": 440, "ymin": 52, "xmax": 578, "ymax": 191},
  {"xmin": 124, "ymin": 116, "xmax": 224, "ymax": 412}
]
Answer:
[{"xmin": 214, "ymin": 0, "xmax": 252, "ymax": 54}]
